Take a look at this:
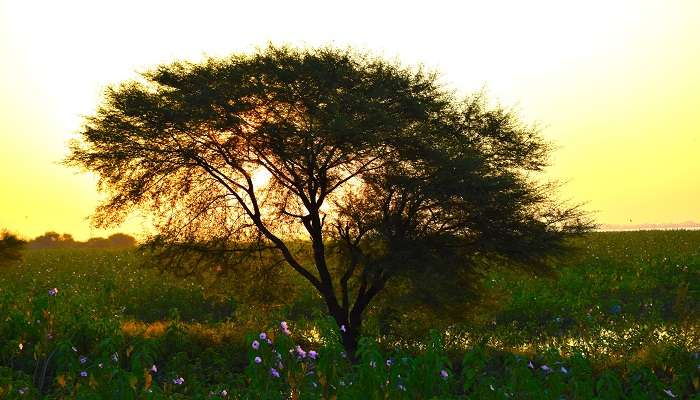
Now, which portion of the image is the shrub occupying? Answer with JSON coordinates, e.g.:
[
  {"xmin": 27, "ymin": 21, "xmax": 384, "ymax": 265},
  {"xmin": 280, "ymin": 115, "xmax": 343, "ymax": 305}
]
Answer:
[{"xmin": 0, "ymin": 230, "xmax": 25, "ymax": 268}]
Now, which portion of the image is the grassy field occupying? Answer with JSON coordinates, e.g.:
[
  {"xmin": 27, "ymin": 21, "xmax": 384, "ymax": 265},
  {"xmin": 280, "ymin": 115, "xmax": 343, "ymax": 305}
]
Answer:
[{"xmin": 0, "ymin": 231, "xmax": 698, "ymax": 398}]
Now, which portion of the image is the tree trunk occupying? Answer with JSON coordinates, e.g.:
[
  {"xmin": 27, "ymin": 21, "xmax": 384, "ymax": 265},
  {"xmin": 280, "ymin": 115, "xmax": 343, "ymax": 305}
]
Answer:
[
  {"xmin": 325, "ymin": 299, "xmax": 362, "ymax": 362},
  {"xmin": 340, "ymin": 325, "xmax": 360, "ymax": 363}
]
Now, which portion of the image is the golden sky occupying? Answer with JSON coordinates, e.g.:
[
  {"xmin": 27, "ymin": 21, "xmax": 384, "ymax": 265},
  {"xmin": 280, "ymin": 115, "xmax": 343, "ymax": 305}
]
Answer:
[{"xmin": 1, "ymin": 0, "xmax": 698, "ymax": 240}]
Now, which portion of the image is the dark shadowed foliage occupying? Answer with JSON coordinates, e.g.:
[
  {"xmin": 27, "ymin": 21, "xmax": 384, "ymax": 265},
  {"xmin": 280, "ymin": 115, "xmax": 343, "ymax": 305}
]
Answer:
[
  {"xmin": 66, "ymin": 45, "xmax": 593, "ymax": 357},
  {"xmin": 0, "ymin": 230, "xmax": 26, "ymax": 267}
]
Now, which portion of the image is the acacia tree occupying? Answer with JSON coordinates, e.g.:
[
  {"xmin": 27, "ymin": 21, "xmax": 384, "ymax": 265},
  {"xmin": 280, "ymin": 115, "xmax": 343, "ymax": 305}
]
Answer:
[{"xmin": 66, "ymin": 45, "xmax": 591, "ymax": 357}]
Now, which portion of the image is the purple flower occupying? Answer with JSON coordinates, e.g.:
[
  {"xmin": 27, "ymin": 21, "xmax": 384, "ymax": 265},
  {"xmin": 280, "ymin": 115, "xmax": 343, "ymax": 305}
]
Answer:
[
  {"xmin": 664, "ymin": 389, "xmax": 677, "ymax": 398},
  {"xmin": 295, "ymin": 345, "xmax": 306, "ymax": 358},
  {"xmin": 80, "ymin": 371, "xmax": 88, "ymax": 377},
  {"xmin": 254, "ymin": 356, "xmax": 262, "ymax": 364},
  {"xmin": 560, "ymin": 366, "xmax": 569, "ymax": 374},
  {"xmin": 280, "ymin": 321, "xmax": 291, "ymax": 335},
  {"xmin": 259, "ymin": 332, "xmax": 267, "ymax": 340},
  {"xmin": 340, "ymin": 324, "xmax": 346, "ymax": 332},
  {"xmin": 266, "ymin": 338, "xmax": 273, "ymax": 345},
  {"xmin": 173, "ymin": 377, "xmax": 185, "ymax": 385},
  {"xmin": 48, "ymin": 288, "xmax": 58, "ymax": 296},
  {"xmin": 541, "ymin": 365, "xmax": 551, "ymax": 373},
  {"xmin": 308, "ymin": 350, "xmax": 318, "ymax": 360},
  {"xmin": 79, "ymin": 356, "xmax": 88, "ymax": 364},
  {"xmin": 150, "ymin": 364, "xmax": 157, "ymax": 373},
  {"xmin": 527, "ymin": 361, "xmax": 534, "ymax": 369},
  {"xmin": 440, "ymin": 369, "xmax": 449, "ymax": 379},
  {"xmin": 270, "ymin": 368, "xmax": 280, "ymax": 378},
  {"xmin": 252, "ymin": 340, "xmax": 260, "ymax": 350},
  {"xmin": 386, "ymin": 359, "xmax": 393, "ymax": 367}
]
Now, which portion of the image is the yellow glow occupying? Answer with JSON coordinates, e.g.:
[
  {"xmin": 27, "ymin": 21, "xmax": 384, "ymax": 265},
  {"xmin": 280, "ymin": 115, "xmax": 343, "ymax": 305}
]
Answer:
[{"xmin": 1, "ymin": 0, "xmax": 698, "ymax": 239}]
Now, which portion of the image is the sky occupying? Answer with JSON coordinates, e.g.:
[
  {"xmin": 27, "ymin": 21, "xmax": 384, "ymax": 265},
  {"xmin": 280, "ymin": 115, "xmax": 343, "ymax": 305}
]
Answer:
[{"xmin": 0, "ymin": 0, "xmax": 698, "ymax": 240}]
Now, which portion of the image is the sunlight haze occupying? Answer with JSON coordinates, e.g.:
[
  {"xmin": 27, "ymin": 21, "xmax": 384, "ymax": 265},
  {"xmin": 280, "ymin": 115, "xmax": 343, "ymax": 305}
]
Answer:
[{"xmin": 1, "ymin": 0, "xmax": 698, "ymax": 240}]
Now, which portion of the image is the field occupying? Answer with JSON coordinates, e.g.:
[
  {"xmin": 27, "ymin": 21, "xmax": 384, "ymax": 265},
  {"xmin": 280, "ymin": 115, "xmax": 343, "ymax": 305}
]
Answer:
[{"xmin": 0, "ymin": 231, "xmax": 698, "ymax": 399}]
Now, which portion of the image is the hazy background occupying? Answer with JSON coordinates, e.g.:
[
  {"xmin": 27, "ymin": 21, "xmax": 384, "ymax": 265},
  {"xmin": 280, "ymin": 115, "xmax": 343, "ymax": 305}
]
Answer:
[{"xmin": 1, "ymin": 0, "xmax": 698, "ymax": 240}]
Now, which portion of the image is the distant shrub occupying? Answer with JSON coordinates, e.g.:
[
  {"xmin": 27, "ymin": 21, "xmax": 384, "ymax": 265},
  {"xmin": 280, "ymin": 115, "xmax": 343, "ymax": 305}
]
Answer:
[{"xmin": 0, "ymin": 230, "xmax": 25, "ymax": 267}]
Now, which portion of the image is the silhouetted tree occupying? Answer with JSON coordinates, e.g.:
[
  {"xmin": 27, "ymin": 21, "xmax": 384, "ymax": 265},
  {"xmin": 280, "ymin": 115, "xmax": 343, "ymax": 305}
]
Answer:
[
  {"xmin": 0, "ymin": 230, "xmax": 25, "ymax": 267},
  {"xmin": 66, "ymin": 45, "xmax": 592, "ymax": 357},
  {"xmin": 106, "ymin": 233, "xmax": 137, "ymax": 248},
  {"xmin": 27, "ymin": 231, "xmax": 75, "ymax": 249}
]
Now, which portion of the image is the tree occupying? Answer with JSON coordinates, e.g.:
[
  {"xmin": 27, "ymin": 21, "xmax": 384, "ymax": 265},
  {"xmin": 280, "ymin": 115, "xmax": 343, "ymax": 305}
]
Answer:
[
  {"xmin": 27, "ymin": 231, "xmax": 76, "ymax": 249},
  {"xmin": 66, "ymin": 45, "xmax": 592, "ymax": 357},
  {"xmin": 0, "ymin": 230, "xmax": 25, "ymax": 267}
]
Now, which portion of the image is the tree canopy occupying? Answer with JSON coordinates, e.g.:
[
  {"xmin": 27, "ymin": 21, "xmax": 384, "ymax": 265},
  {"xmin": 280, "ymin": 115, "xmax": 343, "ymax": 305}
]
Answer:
[{"xmin": 66, "ymin": 45, "xmax": 592, "ymax": 356}]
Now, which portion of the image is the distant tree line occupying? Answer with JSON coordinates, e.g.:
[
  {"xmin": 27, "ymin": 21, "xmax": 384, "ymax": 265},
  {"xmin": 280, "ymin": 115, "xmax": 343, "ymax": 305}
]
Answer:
[
  {"xmin": 27, "ymin": 232, "xmax": 137, "ymax": 249},
  {"xmin": 1, "ymin": 229, "xmax": 137, "ymax": 268}
]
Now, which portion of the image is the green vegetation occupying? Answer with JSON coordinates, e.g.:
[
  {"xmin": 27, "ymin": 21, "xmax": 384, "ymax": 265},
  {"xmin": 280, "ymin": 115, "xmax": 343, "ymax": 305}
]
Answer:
[{"xmin": 0, "ymin": 231, "xmax": 698, "ymax": 398}]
